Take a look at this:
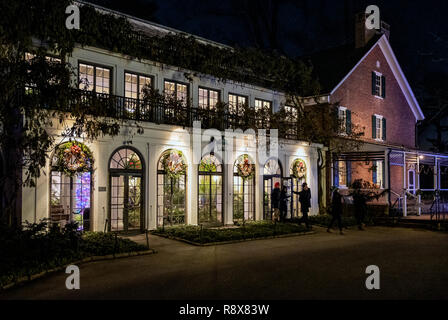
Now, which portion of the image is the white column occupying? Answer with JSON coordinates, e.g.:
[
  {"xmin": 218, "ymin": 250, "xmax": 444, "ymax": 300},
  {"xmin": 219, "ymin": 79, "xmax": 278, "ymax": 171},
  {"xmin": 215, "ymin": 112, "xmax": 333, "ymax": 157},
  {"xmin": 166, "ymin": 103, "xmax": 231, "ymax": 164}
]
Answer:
[
  {"xmin": 224, "ymin": 161, "xmax": 234, "ymax": 225},
  {"xmin": 417, "ymin": 153, "xmax": 421, "ymax": 216},
  {"xmin": 147, "ymin": 144, "xmax": 158, "ymax": 230},
  {"xmin": 189, "ymin": 158, "xmax": 198, "ymax": 225},
  {"xmin": 403, "ymin": 152, "xmax": 407, "ymax": 217}
]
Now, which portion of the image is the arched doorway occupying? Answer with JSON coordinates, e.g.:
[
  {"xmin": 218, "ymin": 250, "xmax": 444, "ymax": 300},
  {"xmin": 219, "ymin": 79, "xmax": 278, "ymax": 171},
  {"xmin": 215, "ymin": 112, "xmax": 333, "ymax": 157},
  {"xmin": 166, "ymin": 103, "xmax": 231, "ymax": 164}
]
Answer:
[
  {"xmin": 109, "ymin": 147, "xmax": 145, "ymax": 232},
  {"xmin": 290, "ymin": 158, "xmax": 307, "ymax": 219},
  {"xmin": 50, "ymin": 141, "xmax": 93, "ymax": 231},
  {"xmin": 198, "ymin": 154, "xmax": 223, "ymax": 225},
  {"xmin": 233, "ymin": 154, "xmax": 255, "ymax": 223},
  {"xmin": 263, "ymin": 159, "xmax": 283, "ymax": 220},
  {"xmin": 157, "ymin": 149, "xmax": 187, "ymax": 226}
]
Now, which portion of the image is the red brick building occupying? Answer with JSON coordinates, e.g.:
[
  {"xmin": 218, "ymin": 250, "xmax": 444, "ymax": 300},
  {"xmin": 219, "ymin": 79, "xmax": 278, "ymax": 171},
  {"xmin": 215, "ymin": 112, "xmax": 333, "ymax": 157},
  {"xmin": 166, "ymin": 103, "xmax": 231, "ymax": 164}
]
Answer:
[{"xmin": 309, "ymin": 16, "xmax": 448, "ymax": 216}]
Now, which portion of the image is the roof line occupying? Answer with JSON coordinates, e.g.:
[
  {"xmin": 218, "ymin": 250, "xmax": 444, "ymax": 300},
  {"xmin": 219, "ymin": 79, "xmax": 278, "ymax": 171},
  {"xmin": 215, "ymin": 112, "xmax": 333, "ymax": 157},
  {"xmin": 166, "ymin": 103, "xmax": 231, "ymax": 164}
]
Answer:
[
  {"xmin": 76, "ymin": 1, "xmax": 233, "ymax": 49},
  {"xmin": 330, "ymin": 34, "xmax": 424, "ymax": 122},
  {"xmin": 378, "ymin": 35, "xmax": 425, "ymax": 121},
  {"xmin": 329, "ymin": 40, "xmax": 379, "ymax": 95}
]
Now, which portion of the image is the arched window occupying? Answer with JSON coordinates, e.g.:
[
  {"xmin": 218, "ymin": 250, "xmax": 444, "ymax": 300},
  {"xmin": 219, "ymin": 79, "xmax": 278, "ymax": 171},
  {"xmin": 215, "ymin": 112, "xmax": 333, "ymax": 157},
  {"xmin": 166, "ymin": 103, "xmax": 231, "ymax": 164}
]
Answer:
[
  {"xmin": 290, "ymin": 158, "xmax": 307, "ymax": 219},
  {"xmin": 233, "ymin": 154, "xmax": 255, "ymax": 222},
  {"xmin": 198, "ymin": 154, "xmax": 223, "ymax": 225},
  {"xmin": 50, "ymin": 141, "xmax": 93, "ymax": 231},
  {"xmin": 157, "ymin": 149, "xmax": 187, "ymax": 226},
  {"xmin": 263, "ymin": 159, "xmax": 283, "ymax": 220},
  {"xmin": 109, "ymin": 147, "xmax": 145, "ymax": 232}
]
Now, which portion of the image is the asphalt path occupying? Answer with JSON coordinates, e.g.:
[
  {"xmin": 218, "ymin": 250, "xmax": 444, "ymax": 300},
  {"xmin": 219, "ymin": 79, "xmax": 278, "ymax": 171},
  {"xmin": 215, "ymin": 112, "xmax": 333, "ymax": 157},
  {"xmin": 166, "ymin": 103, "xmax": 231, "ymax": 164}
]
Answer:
[{"xmin": 1, "ymin": 226, "xmax": 447, "ymax": 300}]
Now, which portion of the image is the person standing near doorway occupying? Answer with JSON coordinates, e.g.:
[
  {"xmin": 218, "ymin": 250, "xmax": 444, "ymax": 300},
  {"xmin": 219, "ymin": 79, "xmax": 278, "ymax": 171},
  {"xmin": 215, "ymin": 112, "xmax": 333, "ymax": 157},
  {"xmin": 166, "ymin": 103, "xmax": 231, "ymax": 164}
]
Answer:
[
  {"xmin": 280, "ymin": 185, "xmax": 290, "ymax": 222},
  {"xmin": 271, "ymin": 182, "xmax": 281, "ymax": 222},
  {"xmin": 294, "ymin": 183, "xmax": 311, "ymax": 229}
]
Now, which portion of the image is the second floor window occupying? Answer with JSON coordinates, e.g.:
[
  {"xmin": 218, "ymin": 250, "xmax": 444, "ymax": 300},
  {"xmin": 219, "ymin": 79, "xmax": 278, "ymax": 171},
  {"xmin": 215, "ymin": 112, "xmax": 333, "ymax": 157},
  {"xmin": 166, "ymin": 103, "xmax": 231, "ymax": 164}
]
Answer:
[
  {"xmin": 228, "ymin": 94, "xmax": 248, "ymax": 115},
  {"xmin": 164, "ymin": 81, "xmax": 188, "ymax": 105},
  {"xmin": 254, "ymin": 99, "xmax": 272, "ymax": 113},
  {"xmin": 198, "ymin": 88, "xmax": 219, "ymax": 110},
  {"xmin": 372, "ymin": 72, "xmax": 386, "ymax": 98},
  {"xmin": 338, "ymin": 107, "xmax": 351, "ymax": 135},
  {"xmin": 372, "ymin": 115, "xmax": 387, "ymax": 141},
  {"xmin": 125, "ymin": 72, "xmax": 152, "ymax": 100},
  {"xmin": 79, "ymin": 63, "xmax": 111, "ymax": 94}
]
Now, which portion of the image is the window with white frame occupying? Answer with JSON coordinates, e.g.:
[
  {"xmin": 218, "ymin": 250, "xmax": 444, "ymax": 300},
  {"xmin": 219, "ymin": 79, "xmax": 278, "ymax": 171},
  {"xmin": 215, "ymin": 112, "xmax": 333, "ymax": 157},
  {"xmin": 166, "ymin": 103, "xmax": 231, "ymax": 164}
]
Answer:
[
  {"xmin": 79, "ymin": 63, "xmax": 111, "ymax": 94},
  {"xmin": 199, "ymin": 88, "xmax": 219, "ymax": 110},
  {"xmin": 372, "ymin": 71, "xmax": 386, "ymax": 98},
  {"xmin": 254, "ymin": 99, "xmax": 272, "ymax": 112},
  {"xmin": 373, "ymin": 160, "xmax": 384, "ymax": 188},
  {"xmin": 228, "ymin": 94, "xmax": 247, "ymax": 115},
  {"xmin": 372, "ymin": 114, "xmax": 386, "ymax": 141},
  {"xmin": 125, "ymin": 72, "xmax": 152, "ymax": 100},
  {"xmin": 164, "ymin": 80, "xmax": 188, "ymax": 106}
]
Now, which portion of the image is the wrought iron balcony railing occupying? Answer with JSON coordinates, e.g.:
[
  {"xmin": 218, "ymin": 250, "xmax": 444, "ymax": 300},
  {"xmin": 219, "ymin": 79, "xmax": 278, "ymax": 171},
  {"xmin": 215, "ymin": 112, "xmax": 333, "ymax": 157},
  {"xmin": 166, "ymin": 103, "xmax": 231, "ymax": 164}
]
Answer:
[{"xmin": 22, "ymin": 89, "xmax": 301, "ymax": 140}]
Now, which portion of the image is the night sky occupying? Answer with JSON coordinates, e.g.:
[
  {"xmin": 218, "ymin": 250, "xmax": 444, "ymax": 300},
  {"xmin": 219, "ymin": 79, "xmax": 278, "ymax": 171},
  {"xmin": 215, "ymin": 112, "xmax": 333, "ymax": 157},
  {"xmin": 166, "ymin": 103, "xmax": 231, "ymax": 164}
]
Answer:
[{"xmin": 87, "ymin": 0, "xmax": 448, "ymax": 87}]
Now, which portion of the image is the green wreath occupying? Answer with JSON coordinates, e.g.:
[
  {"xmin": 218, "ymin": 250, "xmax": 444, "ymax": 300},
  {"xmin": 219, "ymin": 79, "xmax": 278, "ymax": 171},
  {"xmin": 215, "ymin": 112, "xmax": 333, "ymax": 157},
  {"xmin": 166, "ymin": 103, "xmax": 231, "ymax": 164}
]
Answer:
[
  {"xmin": 162, "ymin": 150, "xmax": 187, "ymax": 180},
  {"xmin": 235, "ymin": 155, "xmax": 255, "ymax": 180},
  {"xmin": 54, "ymin": 141, "xmax": 93, "ymax": 176},
  {"xmin": 291, "ymin": 158, "xmax": 306, "ymax": 180}
]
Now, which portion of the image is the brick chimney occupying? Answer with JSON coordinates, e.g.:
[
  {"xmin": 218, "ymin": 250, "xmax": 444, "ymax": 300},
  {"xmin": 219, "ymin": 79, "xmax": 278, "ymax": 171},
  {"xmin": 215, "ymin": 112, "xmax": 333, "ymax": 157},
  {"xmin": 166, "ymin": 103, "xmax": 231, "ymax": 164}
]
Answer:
[{"xmin": 355, "ymin": 12, "xmax": 390, "ymax": 48}]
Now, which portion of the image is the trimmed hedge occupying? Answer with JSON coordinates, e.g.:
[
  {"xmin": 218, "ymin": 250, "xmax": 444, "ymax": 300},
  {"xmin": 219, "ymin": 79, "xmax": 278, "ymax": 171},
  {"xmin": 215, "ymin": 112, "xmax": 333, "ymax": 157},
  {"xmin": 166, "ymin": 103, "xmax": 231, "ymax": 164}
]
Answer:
[
  {"xmin": 151, "ymin": 221, "xmax": 308, "ymax": 244},
  {"xmin": 0, "ymin": 220, "xmax": 148, "ymax": 287}
]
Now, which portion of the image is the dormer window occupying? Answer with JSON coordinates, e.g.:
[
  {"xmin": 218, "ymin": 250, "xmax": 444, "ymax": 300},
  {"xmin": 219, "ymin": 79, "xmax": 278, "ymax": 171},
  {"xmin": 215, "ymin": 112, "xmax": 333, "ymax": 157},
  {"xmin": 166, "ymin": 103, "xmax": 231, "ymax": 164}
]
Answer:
[{"xmin": 372, "ymin": 71, "xmax": 386, "ymax": 98}]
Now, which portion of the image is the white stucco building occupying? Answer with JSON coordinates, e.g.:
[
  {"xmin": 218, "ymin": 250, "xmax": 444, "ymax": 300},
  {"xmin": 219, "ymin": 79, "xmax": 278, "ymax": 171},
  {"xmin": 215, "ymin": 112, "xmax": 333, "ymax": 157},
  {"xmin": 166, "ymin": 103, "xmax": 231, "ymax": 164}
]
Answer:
[{"xmin": 21, "ymin": 4, "xmax": 325, "ymax": 232}]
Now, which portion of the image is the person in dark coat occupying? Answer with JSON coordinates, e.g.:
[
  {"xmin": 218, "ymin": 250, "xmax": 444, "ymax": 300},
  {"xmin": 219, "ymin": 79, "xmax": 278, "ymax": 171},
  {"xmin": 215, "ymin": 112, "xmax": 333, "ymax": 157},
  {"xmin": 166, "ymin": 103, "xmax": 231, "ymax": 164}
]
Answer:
[
  {"xmin": 327, "ymin": 188, "xmax": 344, "ymax": 235},
  {"xmin": 279, "ymin": 186, "xmax": 290, "ymax": 222},
  {"xmin": 294, "ymin": 183, "xmax": 311, "ymax": 229},
  {"xmin": 271, "ymin": 182, "xmax": 281, "ymax": 222}
]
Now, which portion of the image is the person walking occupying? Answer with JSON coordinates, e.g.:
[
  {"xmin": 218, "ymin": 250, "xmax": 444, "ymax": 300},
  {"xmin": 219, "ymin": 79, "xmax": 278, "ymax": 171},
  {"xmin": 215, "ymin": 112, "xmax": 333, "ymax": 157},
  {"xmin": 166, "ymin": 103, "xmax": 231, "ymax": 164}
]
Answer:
[
  {"xmin": 327, "ymin": 187, "xmax": 344, "ymax": 235},
  {"xmin": 271, "ymin": 182, "xmax": 281, "ymax": 222},
  {"xmin": 279, "ymin": 185, "xmax": 290, "ymax": 222},
  {"xmin": 294, "ymin": 183, "xmax": 311, "ymax": 229}
]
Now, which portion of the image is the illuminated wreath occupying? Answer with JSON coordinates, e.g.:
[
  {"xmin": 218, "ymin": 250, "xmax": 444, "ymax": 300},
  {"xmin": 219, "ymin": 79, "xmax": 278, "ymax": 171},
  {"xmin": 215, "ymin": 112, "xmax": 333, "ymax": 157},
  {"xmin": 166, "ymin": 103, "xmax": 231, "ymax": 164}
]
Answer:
[
  {"xmin": 54, "ymin": 141, "xmax": 93, "ymax": 176},
  {"xmin": 162, "ymin": 150, "xmax": 186, "ymax": 180},
  {"xmin": 235, "ymin": 155, "xmax": 255, "ymax": 180},
  {"xmin": 291, "ymin": 158, "xmax": 306, "ymax": 179}
]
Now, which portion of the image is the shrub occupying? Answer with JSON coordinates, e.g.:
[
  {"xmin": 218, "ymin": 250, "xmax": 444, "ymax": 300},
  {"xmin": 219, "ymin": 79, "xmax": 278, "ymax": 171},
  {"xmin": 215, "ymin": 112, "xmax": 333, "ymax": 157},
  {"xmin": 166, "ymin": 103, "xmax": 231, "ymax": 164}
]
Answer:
[
  {"xmin": 151, "ymin": 221, "xmax": 308, "ymax": 244},
  {"xmin": 0, "ymin": 220, "xmax": 147, "ymax": 287}
]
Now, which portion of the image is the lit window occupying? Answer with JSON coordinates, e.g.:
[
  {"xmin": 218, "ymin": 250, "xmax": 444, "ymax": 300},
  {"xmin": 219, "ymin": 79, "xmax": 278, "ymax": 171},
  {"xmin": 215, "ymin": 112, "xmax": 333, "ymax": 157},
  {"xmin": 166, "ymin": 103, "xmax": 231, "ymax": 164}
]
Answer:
[
  {"xmin": 255, "ymin": 99, "xmax": 272, "ymax": 112},
  {"xmin": 125, "ymin": 72, "xmax": 152, "ymax": 100},
  {"xmin": 338, "ymin": 161, "xmax": 347, "ymax": 187},
  {"xmin": 199, "ymin": 88, "xmax": 219, "ymax": 110},
  {"xmin": 79, "ymin": 63, "xmax": 111, "ymax": 94},
  {"xmin": 228, "ymin": 94, "xmax": 247, "ymax": 115},
  {"xmin": 373, "ymin": 161, "xmax": 384, "ymax": 188},
  {"xmin": 164, "ymin": 81, "xmax": 188, "ymax": 106}
]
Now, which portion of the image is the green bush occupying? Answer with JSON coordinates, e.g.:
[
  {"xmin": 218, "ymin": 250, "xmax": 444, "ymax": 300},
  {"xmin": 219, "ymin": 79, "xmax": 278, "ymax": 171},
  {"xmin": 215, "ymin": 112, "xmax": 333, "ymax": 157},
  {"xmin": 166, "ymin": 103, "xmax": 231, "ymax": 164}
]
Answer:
[
  {"xmin": 0, "ymin": 220, "xmax": 147, "ymax": 287},
  {"xmin": 151, "ymin": 221, "xmax": 308, "ymax": 244}
]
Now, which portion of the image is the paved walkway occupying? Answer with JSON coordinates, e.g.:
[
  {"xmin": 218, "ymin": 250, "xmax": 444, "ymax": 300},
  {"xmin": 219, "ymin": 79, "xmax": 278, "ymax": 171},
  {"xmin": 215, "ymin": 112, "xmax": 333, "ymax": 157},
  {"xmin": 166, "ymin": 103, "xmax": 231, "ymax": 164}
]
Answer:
[{"xmin": 1, "ymin": 226, "xmax": 447, "ymax": 300}]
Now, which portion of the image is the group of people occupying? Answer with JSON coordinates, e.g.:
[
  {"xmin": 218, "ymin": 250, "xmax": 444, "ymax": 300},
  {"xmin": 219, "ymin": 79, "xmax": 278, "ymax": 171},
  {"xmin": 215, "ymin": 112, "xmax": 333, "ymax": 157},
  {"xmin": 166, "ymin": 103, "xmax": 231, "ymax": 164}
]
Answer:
[
  {"xmin": 327, "ymin": 186, "xmax": 369, "ymax": 235},
  {"xmin": 270, "ymin": 182, "xmax": 369, "ymax": 235},
  {"xmin": 271, "ymin": 182, "xmax": 312, "ymax": 229}
]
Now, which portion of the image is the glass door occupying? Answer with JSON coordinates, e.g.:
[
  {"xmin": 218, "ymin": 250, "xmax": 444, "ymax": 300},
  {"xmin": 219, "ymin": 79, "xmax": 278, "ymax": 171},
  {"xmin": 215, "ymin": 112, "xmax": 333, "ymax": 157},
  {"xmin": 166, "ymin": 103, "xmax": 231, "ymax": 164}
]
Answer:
[{"xmin": 110, "ymin": 173, "xmax": 142, "ymax": 232}]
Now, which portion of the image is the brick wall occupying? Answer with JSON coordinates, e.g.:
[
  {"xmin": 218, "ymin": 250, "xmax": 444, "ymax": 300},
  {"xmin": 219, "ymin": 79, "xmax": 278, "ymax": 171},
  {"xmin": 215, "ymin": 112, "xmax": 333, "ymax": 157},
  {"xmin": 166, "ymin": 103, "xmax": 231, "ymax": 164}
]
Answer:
[{"xmin": 331, "ymin": 45, "xmax": 417, "ymax": 149}]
